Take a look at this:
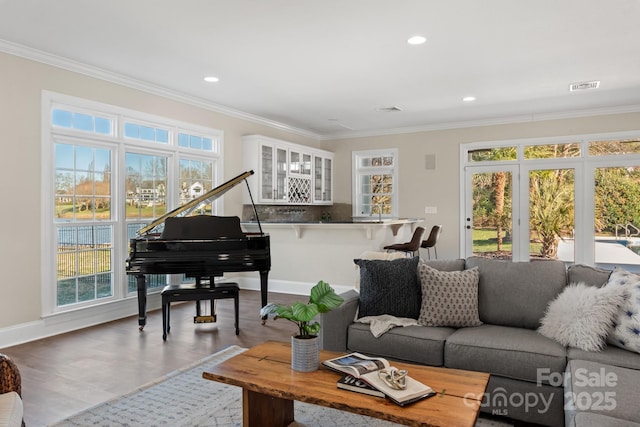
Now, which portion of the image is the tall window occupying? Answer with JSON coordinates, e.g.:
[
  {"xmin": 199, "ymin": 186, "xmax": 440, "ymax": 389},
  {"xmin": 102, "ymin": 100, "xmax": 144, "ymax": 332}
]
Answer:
[
  {"xmin": 462, "ymin": 132, "xmax": 640, "ymax": 270},
  {"xmin": 55, "ymin": 142, "xmax": 114, "ymax": 306},
  {"xmin": 352, "ymin": 149, "xmax": 398, "ymax": 218},
  {"xmin": 44, "ymin": 92, "xmax": 222, "ymax": 314}
]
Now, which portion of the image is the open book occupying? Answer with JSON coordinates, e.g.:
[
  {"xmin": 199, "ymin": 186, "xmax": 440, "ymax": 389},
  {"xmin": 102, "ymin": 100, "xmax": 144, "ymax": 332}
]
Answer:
[
  {"xmin": 322, "ymin": 352, "xmax": 389, "ymax": 378},
  {"xmin": 323, "ymin": 353, "xmax": 436, "ymax": 406}
]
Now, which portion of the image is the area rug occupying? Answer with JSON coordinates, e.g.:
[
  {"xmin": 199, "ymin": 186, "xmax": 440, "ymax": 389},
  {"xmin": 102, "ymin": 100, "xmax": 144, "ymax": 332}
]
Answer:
[{"xmin": 50, "ymin": 345, "xmax": 510, "ymax": 427}]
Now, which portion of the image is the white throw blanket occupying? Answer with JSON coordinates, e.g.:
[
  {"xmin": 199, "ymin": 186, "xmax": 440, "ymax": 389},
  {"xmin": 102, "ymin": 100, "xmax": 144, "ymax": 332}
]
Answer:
[{"xmin": 355, "ymin": 314, "xmax": 419, "ymax": 338}]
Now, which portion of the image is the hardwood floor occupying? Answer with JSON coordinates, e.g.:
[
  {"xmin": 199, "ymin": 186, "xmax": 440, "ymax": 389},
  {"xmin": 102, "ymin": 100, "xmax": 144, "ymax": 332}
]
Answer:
[{"xmin": 1, "ymin": 290, "xmax": 304, "ymax": 427}]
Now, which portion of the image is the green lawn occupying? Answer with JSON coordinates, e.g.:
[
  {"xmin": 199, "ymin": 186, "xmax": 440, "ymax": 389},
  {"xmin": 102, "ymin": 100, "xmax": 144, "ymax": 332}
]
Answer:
[{"xmin": 473, "ymin": 228, "xmax": 542, "ymax": 255}]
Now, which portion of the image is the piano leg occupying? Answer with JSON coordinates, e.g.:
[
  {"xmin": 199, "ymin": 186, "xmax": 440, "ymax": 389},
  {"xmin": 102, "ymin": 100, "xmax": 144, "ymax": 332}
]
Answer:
[
  {"xmin": 259, "ymin": 270, "xmax": 269, "ymax": 308},
  {"xmin": 260, "ymin": 270, "xmax": 269, "ymax": 324},
  {"xmin": 136, "ymin": 274, "xmax": 147, "ymax": 330}
]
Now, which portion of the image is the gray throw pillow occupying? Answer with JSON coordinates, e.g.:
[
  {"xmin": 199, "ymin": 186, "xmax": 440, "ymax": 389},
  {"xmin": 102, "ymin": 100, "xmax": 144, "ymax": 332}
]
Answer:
[
  {"xmin": 354, "ymin": 257, "xmax": 421, "ymax": 319},
  {"xmin": 417, "ymin": 263, "xmax": 482, "ymax": 327}
]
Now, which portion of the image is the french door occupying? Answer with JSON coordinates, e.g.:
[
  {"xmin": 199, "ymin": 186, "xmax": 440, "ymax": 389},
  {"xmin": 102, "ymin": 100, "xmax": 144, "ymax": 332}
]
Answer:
[{"xmin": 463, "ymin": 164, "xmax": 577, "ymax": 262}]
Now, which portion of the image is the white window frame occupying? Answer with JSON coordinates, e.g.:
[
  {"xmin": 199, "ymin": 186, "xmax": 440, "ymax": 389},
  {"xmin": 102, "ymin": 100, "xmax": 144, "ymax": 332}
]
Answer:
[
  {"xmin": 460, "ymin": 130, "xmax": 640, "ymax": 269},
  {"xmin": 41, "ymin": 91, "xmax": 223, "ymax": 316},
  {"xmin": 351, "ymin": 148, "xmax": 399, "ymax": 218}
]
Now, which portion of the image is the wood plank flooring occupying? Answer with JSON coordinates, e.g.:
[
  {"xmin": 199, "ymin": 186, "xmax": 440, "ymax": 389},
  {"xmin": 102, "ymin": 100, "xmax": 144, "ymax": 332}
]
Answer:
[{"xmin": 1, "ymin": 290, "xmax": 304, "ymax": 427}]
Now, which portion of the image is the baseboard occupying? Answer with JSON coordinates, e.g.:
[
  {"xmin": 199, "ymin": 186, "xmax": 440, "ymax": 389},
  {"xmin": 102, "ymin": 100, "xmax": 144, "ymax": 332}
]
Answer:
[{"xmin": 0, "ymin": 278, "xmax": 353, "ymax": 349}]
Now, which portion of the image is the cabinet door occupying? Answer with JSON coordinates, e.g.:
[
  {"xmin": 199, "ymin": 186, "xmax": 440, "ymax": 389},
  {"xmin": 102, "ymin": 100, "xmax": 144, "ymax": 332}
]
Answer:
[
  {"xmin": 313, "ymin": 155, "xmax": 333, "ymax": 203},
  {"xmin": 323, "ymin": 157, "xmax": 332, "ymax": 202},
  {"xmin": 314, "ymin": 156, "xmax": 323, "ymax": 202},
  {"xmin": 275, "ymin": 146, "xmax": 288, "ymax": 202},
  {"xmin": 260, "ymin": 144, "xmax": 274, "ymax": 201}
]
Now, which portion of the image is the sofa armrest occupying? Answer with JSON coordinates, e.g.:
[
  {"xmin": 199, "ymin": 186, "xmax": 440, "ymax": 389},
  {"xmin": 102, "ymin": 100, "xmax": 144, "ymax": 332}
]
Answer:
[{"xmin": 318, "ymin": 290, "xmax": 359, "ymax": 352}]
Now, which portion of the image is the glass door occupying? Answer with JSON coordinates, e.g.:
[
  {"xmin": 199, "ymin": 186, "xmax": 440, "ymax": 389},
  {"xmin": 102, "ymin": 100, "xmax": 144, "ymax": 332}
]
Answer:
[{"xmin": 464, "ymin": 166, "xmax": 517, "ymax": 260}]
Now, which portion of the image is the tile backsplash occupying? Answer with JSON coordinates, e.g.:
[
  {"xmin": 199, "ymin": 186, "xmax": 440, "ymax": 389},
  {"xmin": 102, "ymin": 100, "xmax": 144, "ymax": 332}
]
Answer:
[{"xmin": 242, "ymin": 203, "xmax": 352, "ymax": 222}]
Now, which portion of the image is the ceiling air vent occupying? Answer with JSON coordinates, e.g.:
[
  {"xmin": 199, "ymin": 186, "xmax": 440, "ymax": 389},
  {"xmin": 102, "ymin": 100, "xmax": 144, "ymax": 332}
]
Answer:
[
  {"xmin": 569, "ymin": 80, "xmax": 600, "ymax": 92},
  {"xmin": 375, "ymin": 106, "xmax": 402, "ymax": 112}
]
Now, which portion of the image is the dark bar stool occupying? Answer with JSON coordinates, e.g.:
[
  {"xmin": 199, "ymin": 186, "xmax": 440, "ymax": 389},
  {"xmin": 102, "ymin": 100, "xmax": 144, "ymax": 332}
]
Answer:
[{"xmin": 161, "ymin": 278, "xmax": 239, "ymax": 340}]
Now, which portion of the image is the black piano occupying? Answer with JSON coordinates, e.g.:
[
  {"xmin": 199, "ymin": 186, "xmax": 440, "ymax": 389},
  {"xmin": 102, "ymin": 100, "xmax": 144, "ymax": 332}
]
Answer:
[{"xmin": 126, "ymin": 170, "xmax": 270, "ymax": 330}]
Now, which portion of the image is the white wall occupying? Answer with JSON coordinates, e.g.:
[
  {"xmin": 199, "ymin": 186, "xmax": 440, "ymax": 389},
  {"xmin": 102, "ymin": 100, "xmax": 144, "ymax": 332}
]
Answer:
[
  {"xmin": 322, "ymin": 113, "xmax": 640, "ymax": 261},
  {"xmin": 0, "ymin": 52, "xmax": 319, "ymax": 338},
  {"xmin": 2, "ymin": 49, "xmax": 640, "ymax": 346}
]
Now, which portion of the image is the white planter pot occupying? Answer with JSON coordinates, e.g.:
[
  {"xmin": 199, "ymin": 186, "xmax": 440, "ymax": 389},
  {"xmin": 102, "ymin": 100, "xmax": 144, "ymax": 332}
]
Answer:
[{"xmin": 291, "ymin": 335, "xmax": 320, "ymax": 372}]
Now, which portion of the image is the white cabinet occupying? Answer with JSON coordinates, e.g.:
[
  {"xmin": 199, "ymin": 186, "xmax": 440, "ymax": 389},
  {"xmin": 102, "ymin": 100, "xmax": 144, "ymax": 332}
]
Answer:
[
  {"xmin": 313, "ymin": 154, "xmax": 332, "ymax": 204},
  {"xmin": 243, "ymin": 135, "xmax": 333, "ymax": 205}
]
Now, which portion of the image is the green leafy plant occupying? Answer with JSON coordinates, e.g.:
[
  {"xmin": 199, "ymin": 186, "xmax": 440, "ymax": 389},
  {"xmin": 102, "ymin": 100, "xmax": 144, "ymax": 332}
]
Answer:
[{"xmin": 260, "ymin": 280, "xmax": 344, "ymax": 338}]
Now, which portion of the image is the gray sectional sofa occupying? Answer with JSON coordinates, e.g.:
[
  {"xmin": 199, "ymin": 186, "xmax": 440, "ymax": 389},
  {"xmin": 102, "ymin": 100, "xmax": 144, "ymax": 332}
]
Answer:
[{"xmin": 319, "ymin": 256, "xmax": 640, "ymax": 427}]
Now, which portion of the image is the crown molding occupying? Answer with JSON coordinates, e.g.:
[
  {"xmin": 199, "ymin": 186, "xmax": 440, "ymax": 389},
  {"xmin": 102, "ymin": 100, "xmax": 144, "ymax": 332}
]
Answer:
[
  {"xmin": 320, "ymin": 104, "xmax": 640, "ymax": 140},
  {"xmin": 0, "ymin": 39, "xmax": 322, "ymax": 140},
  {"xmin": 3, "ymin": 39, "xmax": 639, "ymax": 143}
]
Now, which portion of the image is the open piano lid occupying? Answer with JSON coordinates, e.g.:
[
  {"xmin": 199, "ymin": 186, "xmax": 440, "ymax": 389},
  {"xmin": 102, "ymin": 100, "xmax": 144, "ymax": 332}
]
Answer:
[{"xmin": 136, "ymin": 170, "xmax": 263, "ymax": 236}]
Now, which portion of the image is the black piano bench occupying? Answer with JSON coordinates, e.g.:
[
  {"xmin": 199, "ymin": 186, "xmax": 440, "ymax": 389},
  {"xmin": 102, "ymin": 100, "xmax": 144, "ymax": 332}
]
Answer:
[{"xmin": 161, "ymin": 282, "xmax": 240, "ymax": 340}]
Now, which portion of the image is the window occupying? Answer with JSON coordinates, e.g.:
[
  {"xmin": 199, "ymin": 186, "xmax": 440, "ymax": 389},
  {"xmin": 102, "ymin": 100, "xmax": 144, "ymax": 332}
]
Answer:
[
  {"xmin": 462, "ymin": 132, "xmax": 640, "ymax": 271},
  {"xmin": 43, "ymin": 92, "xmax": 222, "ymax": 314},
  {"xmin": 352, "ymin": 149, "xmax": 398, "ymax": 218},
  {"xmin": 55, "ymin": 143, "xmax": 114, "ymax": 306}
]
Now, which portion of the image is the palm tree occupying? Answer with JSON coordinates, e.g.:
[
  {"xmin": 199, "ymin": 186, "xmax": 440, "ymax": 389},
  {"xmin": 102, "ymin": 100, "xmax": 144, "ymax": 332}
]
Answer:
[{"xmin": 529, "ymin": 172, "xmax": 574, "ymax": 258}]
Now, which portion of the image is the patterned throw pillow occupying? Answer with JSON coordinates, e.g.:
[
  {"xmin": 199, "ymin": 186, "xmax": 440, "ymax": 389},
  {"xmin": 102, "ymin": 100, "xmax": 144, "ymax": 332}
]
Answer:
[
  {"xmin": 417, "ymin": 263, "xmax": 482, "ymax": 327},
  {"xmin": 604, "ymin": 268, "xmax": 640, "ymax": 354},
  {"xmin": 538, "ymin": 283, "xmax": 627, "ymax": 352},
  {"xmin": 355, "ymin": 257, "xmax": 421, "ymax": 319}
]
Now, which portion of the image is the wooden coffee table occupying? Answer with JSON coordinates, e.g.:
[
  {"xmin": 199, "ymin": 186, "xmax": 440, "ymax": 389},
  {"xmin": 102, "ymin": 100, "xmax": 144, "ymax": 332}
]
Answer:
[{"xmin": 203, "ymin": 341, "xmax": 489, "ymax": 427}]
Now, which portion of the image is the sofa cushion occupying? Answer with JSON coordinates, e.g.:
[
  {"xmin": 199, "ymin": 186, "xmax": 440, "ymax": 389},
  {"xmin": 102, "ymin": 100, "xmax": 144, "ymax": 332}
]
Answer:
[
  {"xmin": 421, "ymin": 258, "xmax": 466, "ymax": 272},
  {"xmin": 465, "ymin": 257, "xmax": 568, "ymax": 329},
  {"xmin": 566, "ymin": 360, "xmax": 640, "ymax": 425},
  {"xmin": 444, "ymin": 324, "xmax": 567, "ymax": 383},
  {"xmin": 0, "ymin": 391, "xmax": 23, "ymax": 427},
  {"xmin": 567, "ymin": 264, "xmax": 611, "ymax": 288},
  {"xmin": 354, "ymin": 256, "xmax": 421, "ymax": 319},
  {"xmin": 568, "ymin": 345, "xmax": 640, "ymax": 370},
  {"xmin": 417, "ymin": 263, "xmax": 482, "ymax": 327},
  {"xmin": 604, "ymin": 267, "xmax": 640, "ymax": 354},
  {"xmin": 572, "ymin": 413, "xmax": 640, "ymax": 427},
  {"xmin": 346, "ymin": 322, "xmax": 456, "ymax": 366},
  {"xmin": 538, "ymin": 283, "xmax": 627, "ymax": 352}
]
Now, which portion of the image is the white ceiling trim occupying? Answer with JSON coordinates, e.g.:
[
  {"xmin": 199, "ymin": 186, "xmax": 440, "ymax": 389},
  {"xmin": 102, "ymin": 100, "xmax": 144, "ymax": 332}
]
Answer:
[
  {"xmin": 2, "ymin": 38, "xmax": 639, "ymax": 142},
  {"xmin": 0, "ymin": 39, "xmax": 321, "ymax": 140},
  {"xmin": 324, "ymin": 104, "xmax": 640, "ymax": 140}
]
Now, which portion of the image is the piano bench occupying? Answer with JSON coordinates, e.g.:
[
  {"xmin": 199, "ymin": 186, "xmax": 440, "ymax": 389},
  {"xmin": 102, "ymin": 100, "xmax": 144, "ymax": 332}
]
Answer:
[{"xmin": 161, "ymin": 282, "xmax": 240, "ymax": 340}]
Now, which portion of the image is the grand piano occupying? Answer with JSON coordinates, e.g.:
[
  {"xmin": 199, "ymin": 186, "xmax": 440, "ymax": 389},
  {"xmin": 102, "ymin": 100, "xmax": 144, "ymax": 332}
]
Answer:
[{"xmin": 126, "ymin": 170, "xmax": 270, "ymax": 330}]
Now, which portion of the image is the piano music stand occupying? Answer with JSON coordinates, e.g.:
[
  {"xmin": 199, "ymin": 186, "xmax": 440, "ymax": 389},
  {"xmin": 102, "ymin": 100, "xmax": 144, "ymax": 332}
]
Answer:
[{"xmin": 161, "ymin": 279, "xmax": 240, "ymax": 340}]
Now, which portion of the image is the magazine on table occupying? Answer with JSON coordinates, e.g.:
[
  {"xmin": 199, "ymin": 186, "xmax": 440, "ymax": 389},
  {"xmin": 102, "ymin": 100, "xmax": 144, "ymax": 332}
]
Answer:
[
  {"xmin": 323, "ymin": 353, "xmax": 436, "ymax": 406},
  {"xmin": 336, "ymin": 375, "xmax": 385, "ymax": 397},
  {"xmin": 322, "ymin": 352, "xmax": 389, "ymax": 378}
]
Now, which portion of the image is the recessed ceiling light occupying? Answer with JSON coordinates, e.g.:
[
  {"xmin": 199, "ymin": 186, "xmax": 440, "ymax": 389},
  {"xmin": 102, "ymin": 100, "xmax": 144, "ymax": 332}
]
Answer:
[
  {"xmin": 462, "ymin": 96, "xmax": 476, "ymax": 102},
  {"xmin": 203, "ymin": 76, "xmax": 219, "ymax": 83},
  {"xmin": 407, "ymin": 35, "xmax": 427, "ymax": 45}
]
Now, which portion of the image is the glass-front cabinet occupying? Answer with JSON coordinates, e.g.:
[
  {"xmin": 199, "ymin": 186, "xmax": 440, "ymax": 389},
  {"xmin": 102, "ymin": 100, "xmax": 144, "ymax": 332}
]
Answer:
[
  {"xmin": 256, "ymin": 143, "xmax": 287, "ymax": 202},
  {"xmin": 243, "ymin": 135, "xmax": 333, "ymax": 205},
  {"xmin": 314, "ymin": 154, "xmax": 332, "ymax": 204}
]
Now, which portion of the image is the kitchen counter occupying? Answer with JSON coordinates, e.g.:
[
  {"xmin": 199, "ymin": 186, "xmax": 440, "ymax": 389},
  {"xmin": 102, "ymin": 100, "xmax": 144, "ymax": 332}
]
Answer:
[
  {"xmin": 242, "ymin": 218, "xmax": 422, "ymax": 239},
  {"xmin": 235, "ymin": 217, "xmax": 425, "ymax": 290}
]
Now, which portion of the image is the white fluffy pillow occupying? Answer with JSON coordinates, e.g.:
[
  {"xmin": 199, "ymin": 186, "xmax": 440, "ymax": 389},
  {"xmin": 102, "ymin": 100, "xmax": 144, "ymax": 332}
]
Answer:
[
  {"xmin": 538, "ymin": 282, "xmax": 627, "ymax": 352},
  {"xmin": 604, "ymin": 267, "xmax": 640, "ymax": 354}
]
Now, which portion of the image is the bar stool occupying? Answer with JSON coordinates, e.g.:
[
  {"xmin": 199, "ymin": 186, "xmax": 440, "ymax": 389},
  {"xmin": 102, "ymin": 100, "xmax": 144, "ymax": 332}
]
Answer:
[
  {"xmin": 383, "ymin": 227, "xmax": 425, "ymax": 257},
  {"xmin": 161, "ymin": 278, "xmax": 239, "ymax": 340},
  {"xmin": 421, "ymin": 225, "xmax": 442, "ymax": 260}
]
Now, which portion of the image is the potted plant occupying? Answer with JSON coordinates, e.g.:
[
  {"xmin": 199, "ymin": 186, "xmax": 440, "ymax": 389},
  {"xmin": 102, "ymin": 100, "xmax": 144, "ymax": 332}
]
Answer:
[{"xmin": 260, "ymin": 280, "xmax": 344, "ymax": 372}]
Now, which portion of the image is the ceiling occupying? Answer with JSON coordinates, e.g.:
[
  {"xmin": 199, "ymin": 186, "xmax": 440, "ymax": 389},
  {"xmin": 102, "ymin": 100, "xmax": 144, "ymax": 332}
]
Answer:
[{"xmin": 2, "ymin": 0, "xmax": 640, "ymax": 139}]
